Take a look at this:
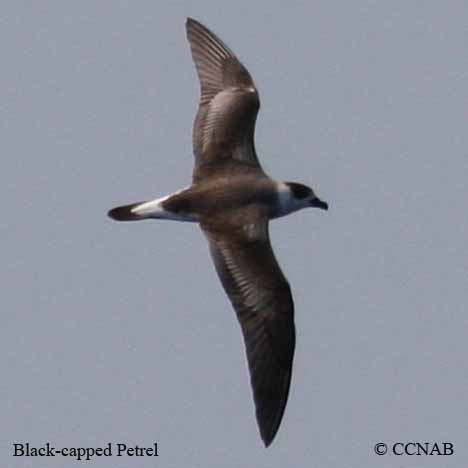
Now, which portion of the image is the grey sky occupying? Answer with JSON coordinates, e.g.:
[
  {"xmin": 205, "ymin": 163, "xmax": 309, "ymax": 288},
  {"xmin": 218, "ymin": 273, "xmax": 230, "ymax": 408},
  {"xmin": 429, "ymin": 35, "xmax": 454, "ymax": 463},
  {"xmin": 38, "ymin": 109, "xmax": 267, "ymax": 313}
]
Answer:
[{"xmin": 2, "ymin": 1, "xmax": 468, "ymax": 467}]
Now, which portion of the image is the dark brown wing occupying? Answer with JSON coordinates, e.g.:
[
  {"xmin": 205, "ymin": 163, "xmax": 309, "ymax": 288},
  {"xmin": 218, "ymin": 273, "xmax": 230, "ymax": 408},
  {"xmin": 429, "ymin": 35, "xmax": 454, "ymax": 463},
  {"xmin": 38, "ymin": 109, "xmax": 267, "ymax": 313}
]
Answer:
[
  {"xmin": 201, "ymin": 212, "xmax": 295, "ymax": 447},
  {"xmin": 186, "ymin": 18, "xmax": 263, "ymax": 181}
]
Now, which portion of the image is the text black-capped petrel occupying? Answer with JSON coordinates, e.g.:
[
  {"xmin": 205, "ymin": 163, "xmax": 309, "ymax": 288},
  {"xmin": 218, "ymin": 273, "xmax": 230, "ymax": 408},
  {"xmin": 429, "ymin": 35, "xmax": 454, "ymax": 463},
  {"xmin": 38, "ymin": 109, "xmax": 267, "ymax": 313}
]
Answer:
[{"xmin": 108, "ymin": 18, "xmax": 328, "ymax": 447}]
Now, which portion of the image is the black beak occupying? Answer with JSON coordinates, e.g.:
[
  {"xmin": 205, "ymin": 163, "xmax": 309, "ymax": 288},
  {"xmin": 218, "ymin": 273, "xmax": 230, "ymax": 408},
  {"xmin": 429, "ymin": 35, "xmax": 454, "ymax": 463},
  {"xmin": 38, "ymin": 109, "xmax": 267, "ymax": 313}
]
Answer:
[{"xmin": 310, "ymin": 197, "xmax": 328, "ymax": 210}]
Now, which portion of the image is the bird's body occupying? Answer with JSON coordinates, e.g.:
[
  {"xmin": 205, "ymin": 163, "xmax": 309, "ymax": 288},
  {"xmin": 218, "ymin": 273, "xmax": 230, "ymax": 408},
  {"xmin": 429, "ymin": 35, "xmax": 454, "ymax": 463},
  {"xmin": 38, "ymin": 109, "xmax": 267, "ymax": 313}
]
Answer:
[
  {"xmin": 108, "ymin": 18, "xmax": 328, "ymax": 447},
  {"xmin": 110, "ymin": 177, "xmax": 318, "ymax": 223}
]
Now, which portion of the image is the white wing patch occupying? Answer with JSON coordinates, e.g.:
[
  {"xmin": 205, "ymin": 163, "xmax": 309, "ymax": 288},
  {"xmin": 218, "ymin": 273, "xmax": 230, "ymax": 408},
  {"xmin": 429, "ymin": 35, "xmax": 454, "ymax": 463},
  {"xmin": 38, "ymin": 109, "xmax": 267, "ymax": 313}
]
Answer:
[{"xmin": 243, "ymin": 223, "xmax": 259, "ymax": 240}]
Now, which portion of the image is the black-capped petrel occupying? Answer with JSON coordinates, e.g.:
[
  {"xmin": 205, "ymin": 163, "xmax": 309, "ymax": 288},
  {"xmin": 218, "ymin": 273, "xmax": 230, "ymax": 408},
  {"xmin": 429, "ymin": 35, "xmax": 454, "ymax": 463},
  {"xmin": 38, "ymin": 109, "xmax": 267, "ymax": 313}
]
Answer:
[{"xmin": 108, "ymin": 18, "xmax": 328, "ymax": 447}]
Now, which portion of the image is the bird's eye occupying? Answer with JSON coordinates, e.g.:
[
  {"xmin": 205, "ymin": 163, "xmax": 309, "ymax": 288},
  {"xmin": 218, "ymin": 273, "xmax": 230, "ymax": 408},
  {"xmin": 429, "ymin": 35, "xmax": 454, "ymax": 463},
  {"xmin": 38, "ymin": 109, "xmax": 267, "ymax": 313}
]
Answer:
[{"xmin": 287, "ymin": 183, "xmax": 312, "ymax": 200}]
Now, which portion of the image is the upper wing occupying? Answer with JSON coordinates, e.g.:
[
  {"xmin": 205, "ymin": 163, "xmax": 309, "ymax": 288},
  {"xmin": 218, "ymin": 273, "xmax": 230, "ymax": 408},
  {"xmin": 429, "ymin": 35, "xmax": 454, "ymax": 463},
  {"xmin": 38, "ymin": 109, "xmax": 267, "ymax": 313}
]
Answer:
[
  {"xmin": 186, "ymin": 18, "xmax": 262, "ymax": 181},
  {"xmin": 201, "ymin": 213, "xmax": 295, "ymax": 447}
]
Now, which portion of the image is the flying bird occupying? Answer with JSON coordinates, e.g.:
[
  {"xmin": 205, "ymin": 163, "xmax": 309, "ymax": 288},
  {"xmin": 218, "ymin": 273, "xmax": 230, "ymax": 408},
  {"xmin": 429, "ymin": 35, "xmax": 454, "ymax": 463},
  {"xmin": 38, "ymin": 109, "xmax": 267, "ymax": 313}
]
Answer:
[{"xmin": 108, "ymin": 18, "xmax": 328, "ymax": 447}]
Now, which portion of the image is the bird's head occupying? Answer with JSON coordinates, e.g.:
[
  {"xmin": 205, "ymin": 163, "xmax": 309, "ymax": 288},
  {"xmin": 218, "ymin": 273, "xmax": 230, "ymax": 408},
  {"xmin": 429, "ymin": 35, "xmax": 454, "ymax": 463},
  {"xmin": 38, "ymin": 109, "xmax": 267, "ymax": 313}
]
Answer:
[{"xmin": 283, "ymin": 182, "xmax": 328, "ymax": 212}]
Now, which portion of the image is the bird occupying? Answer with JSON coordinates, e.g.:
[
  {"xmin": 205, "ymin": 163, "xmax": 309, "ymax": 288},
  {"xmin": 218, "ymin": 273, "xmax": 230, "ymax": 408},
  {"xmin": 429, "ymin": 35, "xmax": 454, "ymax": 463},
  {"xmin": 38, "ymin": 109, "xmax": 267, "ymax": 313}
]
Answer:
[{"xmin": 108, "ymin": 17, "xmax": 328, "ymax": 447}]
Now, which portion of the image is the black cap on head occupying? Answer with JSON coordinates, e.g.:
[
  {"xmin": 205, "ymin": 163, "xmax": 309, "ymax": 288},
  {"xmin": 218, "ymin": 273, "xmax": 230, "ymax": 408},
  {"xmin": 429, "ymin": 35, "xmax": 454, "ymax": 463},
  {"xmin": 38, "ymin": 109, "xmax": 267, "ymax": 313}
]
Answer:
[{"xmin": 286, "ymin": 182, "xmax": 312, "ymax": 200}]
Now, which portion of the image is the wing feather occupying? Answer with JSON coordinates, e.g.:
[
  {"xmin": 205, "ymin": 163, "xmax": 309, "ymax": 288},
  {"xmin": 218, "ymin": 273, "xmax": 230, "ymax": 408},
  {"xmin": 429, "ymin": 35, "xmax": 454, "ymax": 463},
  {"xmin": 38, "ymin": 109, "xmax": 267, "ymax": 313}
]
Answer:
[
  {"xmin": 202, "ymin": 217, "xmax": 295, "ymax": 446},
  {"xmin": 186, "ymin": 18, "xmax": 262, "ymax": 180}
]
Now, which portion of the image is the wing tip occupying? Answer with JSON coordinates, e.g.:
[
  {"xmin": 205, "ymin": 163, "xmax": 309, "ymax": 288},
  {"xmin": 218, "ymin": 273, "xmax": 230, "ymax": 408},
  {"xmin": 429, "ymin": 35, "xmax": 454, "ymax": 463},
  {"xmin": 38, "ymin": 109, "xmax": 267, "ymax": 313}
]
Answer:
[
  {"xmin": 255, "ymin": 365, "xmax": 293, "ymax": 448},
  {"xmin": 186, "ymin": 17, "xmax": 206, "ymax": 36},
  {"xmin": 186, "ymin": 17, "xmax": 197, "ymax": 26},
  {"xmin": 257, "ymin": 399, "xmax": 288, "ymax": 448},
  {"xmin": 185, "ymin": 17, "xmax": 196, "ymax": 30},
  {"xmin": 262, "ymin": 433, "xmax": 274, "ymax": 448}
]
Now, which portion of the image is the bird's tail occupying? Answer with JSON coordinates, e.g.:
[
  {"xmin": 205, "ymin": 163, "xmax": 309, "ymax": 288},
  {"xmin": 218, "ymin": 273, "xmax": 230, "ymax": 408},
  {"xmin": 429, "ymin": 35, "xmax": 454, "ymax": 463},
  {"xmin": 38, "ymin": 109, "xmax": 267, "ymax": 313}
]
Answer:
[{"xmin": 107, "ymin": 202, "xmax": 147, "ymax": 221}]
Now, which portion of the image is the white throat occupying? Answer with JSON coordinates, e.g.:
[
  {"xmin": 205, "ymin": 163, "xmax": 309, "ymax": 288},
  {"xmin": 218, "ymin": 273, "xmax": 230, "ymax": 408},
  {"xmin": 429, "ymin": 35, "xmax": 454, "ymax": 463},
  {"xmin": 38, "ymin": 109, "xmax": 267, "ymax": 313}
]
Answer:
[{"xmin": 275, "ymin": 182, "xmax": 301, "ymax": 217}]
